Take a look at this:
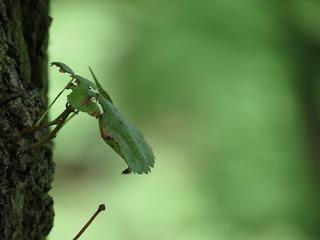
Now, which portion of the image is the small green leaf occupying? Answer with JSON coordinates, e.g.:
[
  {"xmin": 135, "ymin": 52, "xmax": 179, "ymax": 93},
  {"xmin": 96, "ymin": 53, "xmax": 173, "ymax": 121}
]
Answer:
[
  {"xmin": 67, "ymin": 86, "xmax": 101, "ymax": 117},
  {"xmin": 51, "ymin": 62, "xmax": 74, "ymax": 74},
  {"xmin": 72, "ymin": 74, "xmax": 97, "ymax": 90},
  {"xmin": 89, "ymin": 67, "xmax": 113, "ymax": 103},
  {"xmin": 98, "ymin": 96, "xmax": 155, "ymax": 174}
]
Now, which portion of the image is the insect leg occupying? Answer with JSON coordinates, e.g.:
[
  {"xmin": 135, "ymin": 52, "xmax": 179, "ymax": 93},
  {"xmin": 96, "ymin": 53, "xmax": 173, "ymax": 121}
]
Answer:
[
  {"xmin": 30, "ymin": 105, "xmax": 75, "ymax": 148},
  {"xmin": 22, "ymin": 105, "xmax": 73, "ymax": 134},
  {"xmin": 34, "ymin": 77, "xmax": 74, "ymax": 127}
]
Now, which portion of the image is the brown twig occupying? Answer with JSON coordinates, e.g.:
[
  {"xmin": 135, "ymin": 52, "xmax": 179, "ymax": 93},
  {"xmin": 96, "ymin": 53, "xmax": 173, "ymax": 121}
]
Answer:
[{"xmin": 72, "ymin": 204, "xmax": 106, "ymax": 240}]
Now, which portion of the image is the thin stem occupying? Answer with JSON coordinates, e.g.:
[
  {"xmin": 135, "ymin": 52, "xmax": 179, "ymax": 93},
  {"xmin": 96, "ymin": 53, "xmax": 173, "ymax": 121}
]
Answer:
[
  {"xmin": 73, "ymin": 204, "xmax": 106, "ymax": 240},
  {"xmin": 89, "ymin": 66, "xmax": 113, "ymax": 103},
  {"xmin": 34, "ymin": 78, "xmax": 74, "ymax": 127}
]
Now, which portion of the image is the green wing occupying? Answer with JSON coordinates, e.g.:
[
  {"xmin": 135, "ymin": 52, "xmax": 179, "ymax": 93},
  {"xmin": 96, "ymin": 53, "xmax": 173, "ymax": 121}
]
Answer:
[{"xmin": 98, "ymin": 96, "xmax": 155, "ymax": 174}]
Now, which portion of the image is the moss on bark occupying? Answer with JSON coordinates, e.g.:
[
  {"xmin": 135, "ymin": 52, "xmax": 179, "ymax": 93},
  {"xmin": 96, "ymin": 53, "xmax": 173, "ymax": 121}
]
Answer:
[{"xmin": 0, "ymin": 0, "xmax": 53, "ymax": 239}]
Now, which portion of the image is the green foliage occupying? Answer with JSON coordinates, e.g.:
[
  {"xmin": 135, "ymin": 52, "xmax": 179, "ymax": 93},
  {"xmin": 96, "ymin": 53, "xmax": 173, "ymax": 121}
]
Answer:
[
  {"xmin": 49, "ymin": 62, "xmax": 155, "ymax": 174},
  {"xmin": 98, "ymin": 96, "xmax": 155, "ymax": 174}
]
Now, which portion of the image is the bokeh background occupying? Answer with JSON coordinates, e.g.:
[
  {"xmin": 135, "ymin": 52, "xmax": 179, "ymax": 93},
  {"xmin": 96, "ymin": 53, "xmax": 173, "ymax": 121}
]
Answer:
[{"xmin": 47, "ymin": 1, "xmax": 320, "ymax": 239}]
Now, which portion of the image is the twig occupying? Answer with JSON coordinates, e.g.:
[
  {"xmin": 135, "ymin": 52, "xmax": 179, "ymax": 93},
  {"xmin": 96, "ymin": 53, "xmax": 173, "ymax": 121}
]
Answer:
[{"xmin": 72, "ymin": 204, "xmax": 106, "ymax": 240}]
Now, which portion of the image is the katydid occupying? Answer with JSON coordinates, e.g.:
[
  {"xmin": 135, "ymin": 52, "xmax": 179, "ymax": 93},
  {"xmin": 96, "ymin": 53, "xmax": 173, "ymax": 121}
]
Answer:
[{"xmin": 23, "ymin": 62, "xmax": 155, "ymax": 174}]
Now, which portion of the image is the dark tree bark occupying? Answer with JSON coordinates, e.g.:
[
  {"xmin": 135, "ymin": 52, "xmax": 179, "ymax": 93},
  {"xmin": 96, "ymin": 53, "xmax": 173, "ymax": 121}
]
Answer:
[
  {"xmin": 0, "ymin": 1, "xmax": 53, "ymax": 239},
  {"xmin": 272, "ymin": 1, "xmax": 320, "ymax": 177}
]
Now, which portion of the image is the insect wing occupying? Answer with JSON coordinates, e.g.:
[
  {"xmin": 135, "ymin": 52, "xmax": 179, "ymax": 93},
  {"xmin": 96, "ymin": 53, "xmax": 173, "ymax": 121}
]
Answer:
[{"xmin": 98, "ymin": 96, "xmax": 155, "ymax": 174}]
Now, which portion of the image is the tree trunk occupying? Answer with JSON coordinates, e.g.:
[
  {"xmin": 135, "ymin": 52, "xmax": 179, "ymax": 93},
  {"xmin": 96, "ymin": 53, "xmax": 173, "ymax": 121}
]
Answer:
[
  {"xmin": 0, "ymin": 1, "xmax": 53, "ymax": 239},
  {"xmin": 272, "ymin": 1, "xmax": 320, "ymax": 178}
]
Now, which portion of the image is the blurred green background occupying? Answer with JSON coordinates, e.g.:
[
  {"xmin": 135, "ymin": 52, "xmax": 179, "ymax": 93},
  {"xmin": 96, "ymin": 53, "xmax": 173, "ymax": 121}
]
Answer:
[{"xmin": 47, "ymin": 0, "xmax": 320, "ymax": 239}]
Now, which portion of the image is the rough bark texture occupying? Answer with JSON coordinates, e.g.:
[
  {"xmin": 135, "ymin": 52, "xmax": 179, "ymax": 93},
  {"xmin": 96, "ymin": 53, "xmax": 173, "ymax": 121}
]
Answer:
[{"xmin": 0, "ymin": 1, "xmax": 53, "ymax": 239}]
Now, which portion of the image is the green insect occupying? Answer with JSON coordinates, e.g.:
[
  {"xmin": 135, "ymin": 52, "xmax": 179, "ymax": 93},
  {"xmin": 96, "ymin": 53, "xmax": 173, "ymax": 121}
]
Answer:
[{"xmin": 24, "ymin": 62, "xmax": 155, "ymax": 174}]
